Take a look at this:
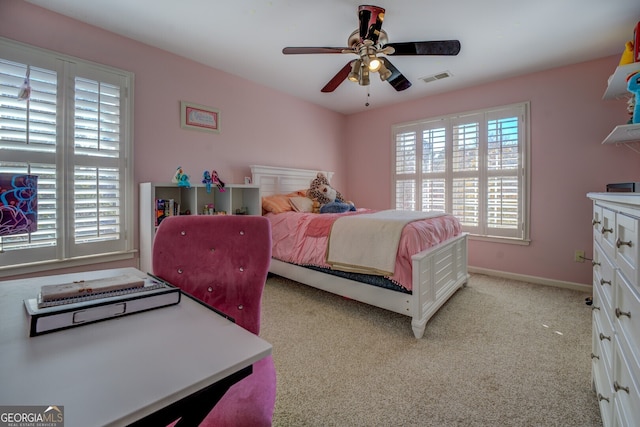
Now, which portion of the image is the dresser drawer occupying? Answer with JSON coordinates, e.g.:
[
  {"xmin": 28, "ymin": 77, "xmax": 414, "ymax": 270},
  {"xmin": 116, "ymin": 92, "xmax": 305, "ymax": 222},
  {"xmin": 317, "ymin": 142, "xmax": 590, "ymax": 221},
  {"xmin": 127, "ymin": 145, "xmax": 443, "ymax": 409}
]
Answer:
[
  {"xmin": 599, "ymin": 207, "xmax": 618, "ymax": 262},
  {"xmin": 614, "ymin": 271, "xmax": 640, "ymax": 375},
  {"xmin": 612, "ymin": 336, "xmax": 640, "ymax": 427},
  {"xmin": 594, "ymin": 242, "xmax": 615, "ymax": 313},
  {"xmin": 594, "ymin": 204, "xmax": 604, "ymax": 246},
  {"xmin": 616, "ymin": 212, "xmax": 640, "ymax": 290},
  {"xmin": 594, "ymin": 305, "xmax": 615, "ymax": 375},
  {"xmin": 592, "ymin": 331, "xmax": 614, "ymax": 427}
]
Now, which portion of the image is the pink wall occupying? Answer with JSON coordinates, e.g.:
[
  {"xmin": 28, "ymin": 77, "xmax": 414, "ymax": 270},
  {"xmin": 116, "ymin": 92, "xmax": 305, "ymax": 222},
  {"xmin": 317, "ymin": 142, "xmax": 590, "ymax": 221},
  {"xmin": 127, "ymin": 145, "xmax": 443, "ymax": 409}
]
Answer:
[
  {"xmin": 345, "ymin": 56, "xmax": 640, "ymax": 285},
  {"xmin": 3, "ymin": 2, "xmax": 638, "ymax": 285},
  {"xmin": 0, "ymin": 2, "xmax": 346, "ymax": 278}
]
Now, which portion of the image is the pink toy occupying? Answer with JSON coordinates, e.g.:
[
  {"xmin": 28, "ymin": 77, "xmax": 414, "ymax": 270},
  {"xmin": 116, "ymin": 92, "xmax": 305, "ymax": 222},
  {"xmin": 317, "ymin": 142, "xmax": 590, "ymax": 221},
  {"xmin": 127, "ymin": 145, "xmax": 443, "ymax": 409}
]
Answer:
[{"xmin": 211, "ymin": 170, "xmax": 225, "ymax": 192}]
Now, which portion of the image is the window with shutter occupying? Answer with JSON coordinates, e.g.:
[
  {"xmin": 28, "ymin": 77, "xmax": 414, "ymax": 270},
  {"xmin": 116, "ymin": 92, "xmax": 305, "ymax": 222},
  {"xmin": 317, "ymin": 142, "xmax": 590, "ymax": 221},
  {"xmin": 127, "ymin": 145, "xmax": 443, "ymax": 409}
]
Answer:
[
  {"xmin": 392, "ymin": 102, "xmax": 530, "ymax": 243},
  {"xmin": 0, "ymin": 38, "xmax": 134, "ymax": 275}
]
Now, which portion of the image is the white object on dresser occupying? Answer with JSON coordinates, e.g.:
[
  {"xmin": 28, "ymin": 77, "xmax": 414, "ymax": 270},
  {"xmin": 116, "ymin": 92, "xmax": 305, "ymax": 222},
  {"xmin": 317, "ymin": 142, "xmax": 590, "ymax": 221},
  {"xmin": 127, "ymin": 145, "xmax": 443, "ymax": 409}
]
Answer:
[
  {"xmin": 139, "ymin": 182, "xmax": 260, "ymax": 274},
  {"xmin": 588, "ymin": 192, "xmax": 640, "ymax": 426}
]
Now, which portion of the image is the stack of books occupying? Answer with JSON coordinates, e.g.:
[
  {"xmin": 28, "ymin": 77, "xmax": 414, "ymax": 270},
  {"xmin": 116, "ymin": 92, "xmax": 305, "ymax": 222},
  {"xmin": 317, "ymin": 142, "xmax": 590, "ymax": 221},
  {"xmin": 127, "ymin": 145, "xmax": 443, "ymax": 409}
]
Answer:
[{"xmin": 24, "ymin": 273, "xmax": 181, "ymax": 336}]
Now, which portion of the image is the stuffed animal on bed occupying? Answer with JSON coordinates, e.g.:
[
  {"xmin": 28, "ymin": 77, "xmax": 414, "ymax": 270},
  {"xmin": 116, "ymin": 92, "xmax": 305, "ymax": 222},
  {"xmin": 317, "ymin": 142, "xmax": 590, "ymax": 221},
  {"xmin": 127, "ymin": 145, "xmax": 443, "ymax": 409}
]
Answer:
[{"xmin": 306, "ymin": 172, "xmax": 355, "ymax": 213}]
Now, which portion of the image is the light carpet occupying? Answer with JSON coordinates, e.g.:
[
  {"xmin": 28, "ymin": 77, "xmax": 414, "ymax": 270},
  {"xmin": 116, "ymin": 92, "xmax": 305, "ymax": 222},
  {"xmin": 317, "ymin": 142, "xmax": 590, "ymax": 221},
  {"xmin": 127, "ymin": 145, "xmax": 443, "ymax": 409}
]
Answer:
[{"xmin": 259, "ymin": 273, "xmax": 602, "ymax": 427}]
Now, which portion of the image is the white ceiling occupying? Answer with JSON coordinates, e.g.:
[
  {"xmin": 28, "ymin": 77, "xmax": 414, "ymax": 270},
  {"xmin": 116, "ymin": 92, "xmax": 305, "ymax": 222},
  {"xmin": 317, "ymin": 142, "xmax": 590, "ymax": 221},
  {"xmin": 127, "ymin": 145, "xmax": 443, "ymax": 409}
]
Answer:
[{"xmin": 26, "ymin": 0, "xmax": 640, "ymax": 115}]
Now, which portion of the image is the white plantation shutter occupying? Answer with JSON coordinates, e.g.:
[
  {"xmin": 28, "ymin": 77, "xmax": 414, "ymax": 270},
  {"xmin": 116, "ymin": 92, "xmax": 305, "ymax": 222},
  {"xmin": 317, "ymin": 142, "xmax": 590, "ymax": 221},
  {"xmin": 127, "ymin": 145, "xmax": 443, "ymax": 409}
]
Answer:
[
  {"xmin": 0, "ymin": 38, "xmax": 133, "ymax": 273},
  {"xmin": 421, "ymin": 127, "xmax": 446, "ymax": 212},
  {"xmin": 394, "ymin": 130, "xmax": 417, "ymax": 210},
  {"xmin": 392, "ymin": 103, "xmax": 529, "ymax": 242},
  {"xmin": 451, "ymin": 118, "xmax": 480, "ymax": 230}
]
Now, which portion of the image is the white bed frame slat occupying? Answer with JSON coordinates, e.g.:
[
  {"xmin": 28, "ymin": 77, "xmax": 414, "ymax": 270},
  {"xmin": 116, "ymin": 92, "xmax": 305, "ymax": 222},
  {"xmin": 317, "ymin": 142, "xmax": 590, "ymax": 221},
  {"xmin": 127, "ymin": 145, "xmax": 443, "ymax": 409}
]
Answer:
[{"xmin": 251, "ymin": 165, "xmax": 469, "ymax": 338}]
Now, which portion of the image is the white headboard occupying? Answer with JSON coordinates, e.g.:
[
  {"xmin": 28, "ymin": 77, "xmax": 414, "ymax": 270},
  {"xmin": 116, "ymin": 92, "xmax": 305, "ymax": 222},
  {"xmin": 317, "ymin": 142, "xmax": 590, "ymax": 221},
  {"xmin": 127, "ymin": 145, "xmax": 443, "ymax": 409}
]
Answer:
[{"xmin": 250, "ymin": 165, "xmax": 334, "ymax": 197}]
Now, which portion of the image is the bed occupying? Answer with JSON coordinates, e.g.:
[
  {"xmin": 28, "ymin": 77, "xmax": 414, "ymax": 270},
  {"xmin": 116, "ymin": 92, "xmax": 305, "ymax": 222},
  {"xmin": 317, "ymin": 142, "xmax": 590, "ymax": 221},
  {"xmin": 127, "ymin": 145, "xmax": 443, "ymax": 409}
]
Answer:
[{"xmin": 251, "ymin": 165, "xmax": 468, "ymax": 338}]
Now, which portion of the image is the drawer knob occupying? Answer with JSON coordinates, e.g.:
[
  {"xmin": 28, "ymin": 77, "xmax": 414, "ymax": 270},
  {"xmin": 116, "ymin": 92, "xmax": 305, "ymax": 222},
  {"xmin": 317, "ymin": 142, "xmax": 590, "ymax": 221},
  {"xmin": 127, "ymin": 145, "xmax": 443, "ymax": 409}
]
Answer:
[
  {"xmin": 601, "ymin": 226, "xmax": 613, "ymax": 235},
  {"xmin": 597, "ymin": 393, "xmax": 610, "ymax": 402},
  {"xmin": 592, "ymin": 261, "xmax": 601, "ymax": 267},
  {"xmin": 600, "ymin": 278, "xmax": 611, "ymax": 286},
  {"xmin": 592, "ymin": 219, "xmax": 601, "ymax": 226},
  {"xmin": 614, "ymin": 381, "xmax": 630, "ymax": 394},
  {"xmin": 615, "ymin": 308, "xmax": 631, "ymax": 318},
  {"xmin": 591, "ymin": 352, "xmax": 600, "ymax": 360},
  {"xmin": 616, "ymin": 238, "xmax": 633, "ymax": 248},
  {"xmin": 599, "ymin": 332, "xmax": 611, "ymax": 341}
]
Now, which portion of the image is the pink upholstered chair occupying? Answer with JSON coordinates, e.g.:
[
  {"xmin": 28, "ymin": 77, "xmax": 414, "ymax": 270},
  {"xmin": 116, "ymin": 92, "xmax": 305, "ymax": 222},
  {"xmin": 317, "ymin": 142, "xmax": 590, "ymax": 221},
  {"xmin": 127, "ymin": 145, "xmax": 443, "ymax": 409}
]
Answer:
[{"xmin": 152, "ymin": 215, "xmax": 275, "ymax": 427}]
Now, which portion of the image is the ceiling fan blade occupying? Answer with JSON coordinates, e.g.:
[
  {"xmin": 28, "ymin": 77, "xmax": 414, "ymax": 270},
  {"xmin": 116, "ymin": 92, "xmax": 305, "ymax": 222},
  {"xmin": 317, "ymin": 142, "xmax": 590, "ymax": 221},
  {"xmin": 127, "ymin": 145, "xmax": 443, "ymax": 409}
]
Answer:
[
  {"xmin": 282, "ymin": 47, "xmax": 349, "ymax": 54},
  {"xmin": 321, "ymin": 61, "xmax": 354, "ymax": 93},
  {"xmin": 386, "ymin": 40, "xmax": 461, "ymax": 56},
  {"xmin": 358, "ymin": 5, "xmax": 385, "ymax": 44},
  {"xmin": 381, "ymin": 58, "xmax": 411, "ymax": 92}
]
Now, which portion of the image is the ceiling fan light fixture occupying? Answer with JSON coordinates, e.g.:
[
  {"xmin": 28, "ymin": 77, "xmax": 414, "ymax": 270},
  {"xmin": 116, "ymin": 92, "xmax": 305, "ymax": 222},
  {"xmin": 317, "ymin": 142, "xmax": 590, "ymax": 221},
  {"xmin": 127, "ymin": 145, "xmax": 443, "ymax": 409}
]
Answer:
[
  {"xmin": 348, "ymin": 59, "xmax": 361, "ymax": 82},
  {"xmin": 368, "ymin": 56, "xmax": 381, "ymax": 72},
  {"xmin": 359, "ymin": 66, "xmax": 370, "ymax": 86},
  {"xmin": 378, "ymin": 63, "xmax": 392, "ymax": 81}
]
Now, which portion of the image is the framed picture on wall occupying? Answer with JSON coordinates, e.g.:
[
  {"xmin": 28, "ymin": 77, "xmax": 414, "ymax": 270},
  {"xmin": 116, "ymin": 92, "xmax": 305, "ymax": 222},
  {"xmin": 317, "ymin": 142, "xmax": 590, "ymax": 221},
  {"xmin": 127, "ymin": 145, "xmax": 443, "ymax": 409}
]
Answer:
[{"xmin": 180, "ymin": 101, "xmax": 220, "ymax": 133}]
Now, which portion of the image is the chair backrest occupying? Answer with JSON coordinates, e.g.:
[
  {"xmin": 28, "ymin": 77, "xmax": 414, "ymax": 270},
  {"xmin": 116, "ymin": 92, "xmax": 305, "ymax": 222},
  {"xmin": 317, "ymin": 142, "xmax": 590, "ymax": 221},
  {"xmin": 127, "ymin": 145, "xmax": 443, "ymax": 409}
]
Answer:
[{"xmin": 152, "ymin": 215, "xmax": 272, "ymax": 335}]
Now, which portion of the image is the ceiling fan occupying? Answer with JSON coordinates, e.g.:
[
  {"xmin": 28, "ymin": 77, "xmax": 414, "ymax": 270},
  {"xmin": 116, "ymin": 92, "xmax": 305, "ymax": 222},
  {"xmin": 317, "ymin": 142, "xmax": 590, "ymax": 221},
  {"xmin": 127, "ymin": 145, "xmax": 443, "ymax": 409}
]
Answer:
[{"xmin": 282, "ymin": 5, "xmax": 461, "ymax": 93}]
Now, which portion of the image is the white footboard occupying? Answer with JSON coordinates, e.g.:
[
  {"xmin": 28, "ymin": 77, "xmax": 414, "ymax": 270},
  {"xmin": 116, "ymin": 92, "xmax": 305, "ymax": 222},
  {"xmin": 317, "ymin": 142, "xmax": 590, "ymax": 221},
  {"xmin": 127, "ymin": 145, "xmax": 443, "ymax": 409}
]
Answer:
[
  {"xmin": 410, "ymin": 232, "xmax": 469, "ymax": 338},
  {"xmin": 268, "ymin": 233, "xmax": 468, "ymax": 338}
]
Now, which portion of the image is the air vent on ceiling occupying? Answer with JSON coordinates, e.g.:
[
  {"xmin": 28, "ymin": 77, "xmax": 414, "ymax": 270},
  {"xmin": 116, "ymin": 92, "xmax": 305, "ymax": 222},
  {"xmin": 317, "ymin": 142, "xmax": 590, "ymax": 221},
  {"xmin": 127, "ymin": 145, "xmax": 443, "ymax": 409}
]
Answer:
[{"xmin": 420, "ymin": 71, "xmax": 452, "ymax": 84}]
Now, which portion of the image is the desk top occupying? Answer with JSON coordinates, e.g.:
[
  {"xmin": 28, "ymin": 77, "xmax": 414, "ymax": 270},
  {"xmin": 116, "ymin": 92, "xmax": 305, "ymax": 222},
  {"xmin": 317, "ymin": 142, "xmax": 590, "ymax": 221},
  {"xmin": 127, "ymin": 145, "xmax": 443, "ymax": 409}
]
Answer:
[{"xmin": 0, "ymin": 267, "xmax": 272, "ymax": 427}]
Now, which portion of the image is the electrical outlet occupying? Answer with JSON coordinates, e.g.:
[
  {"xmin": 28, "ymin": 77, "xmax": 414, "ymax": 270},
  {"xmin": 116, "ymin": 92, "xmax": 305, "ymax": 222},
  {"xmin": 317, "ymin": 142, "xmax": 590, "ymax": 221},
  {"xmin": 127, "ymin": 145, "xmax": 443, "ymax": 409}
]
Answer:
[{"xmin": 574, "ymin": 250, "xmax": 585, "ymax": 263}]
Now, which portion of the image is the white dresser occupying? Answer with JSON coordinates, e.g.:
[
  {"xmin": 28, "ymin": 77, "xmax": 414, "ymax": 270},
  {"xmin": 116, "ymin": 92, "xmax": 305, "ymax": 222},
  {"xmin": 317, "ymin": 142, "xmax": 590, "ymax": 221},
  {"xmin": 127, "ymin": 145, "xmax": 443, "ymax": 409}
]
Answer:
[{"xmin": 588, "ymin": 193, "xmax": 640, "ymax": 426}]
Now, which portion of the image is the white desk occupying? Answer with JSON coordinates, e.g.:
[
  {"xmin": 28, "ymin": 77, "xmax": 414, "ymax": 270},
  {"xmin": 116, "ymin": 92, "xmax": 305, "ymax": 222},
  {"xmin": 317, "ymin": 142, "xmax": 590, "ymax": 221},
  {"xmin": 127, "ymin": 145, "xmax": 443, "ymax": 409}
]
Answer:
[{"xmin": 0, "ymin": 267, "xmax": 272, "ymax": 427}]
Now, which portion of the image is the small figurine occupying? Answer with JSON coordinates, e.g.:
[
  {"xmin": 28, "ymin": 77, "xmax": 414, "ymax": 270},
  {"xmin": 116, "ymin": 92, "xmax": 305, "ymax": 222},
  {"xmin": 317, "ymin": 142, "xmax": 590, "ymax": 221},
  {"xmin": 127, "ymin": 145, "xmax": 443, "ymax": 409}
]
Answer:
[
  {"xmin": 202, "ymin": 170, "xmax": 213, "ymax": 193},
  {"xmin": 172, "ymin": 166, "xmax": 191, "ymax": 188},
  {"xmin": 211, "ymin": 170, "xmax": 225, "ymax": 192}
]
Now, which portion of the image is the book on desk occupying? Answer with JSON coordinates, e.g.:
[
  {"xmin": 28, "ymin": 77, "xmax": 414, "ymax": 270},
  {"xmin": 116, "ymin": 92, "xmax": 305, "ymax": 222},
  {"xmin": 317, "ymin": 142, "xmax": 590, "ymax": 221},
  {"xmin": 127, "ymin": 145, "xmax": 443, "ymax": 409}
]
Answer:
[{"xmin": 24, "ymin": 273, "xmax": 181, "ymax": 337}]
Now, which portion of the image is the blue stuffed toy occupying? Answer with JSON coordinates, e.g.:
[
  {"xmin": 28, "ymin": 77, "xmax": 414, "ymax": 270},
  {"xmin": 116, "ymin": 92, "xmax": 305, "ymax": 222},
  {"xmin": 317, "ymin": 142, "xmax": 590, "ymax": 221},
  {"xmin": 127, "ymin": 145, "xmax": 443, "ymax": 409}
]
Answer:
[{"xmin": 628, "ymin": 71, "xmax": 640, "ymax": 124}]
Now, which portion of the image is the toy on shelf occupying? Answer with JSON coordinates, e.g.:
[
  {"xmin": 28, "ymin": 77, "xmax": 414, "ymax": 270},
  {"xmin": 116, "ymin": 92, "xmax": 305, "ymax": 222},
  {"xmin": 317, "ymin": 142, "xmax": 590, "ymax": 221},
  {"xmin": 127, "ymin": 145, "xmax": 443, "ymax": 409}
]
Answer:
[
  {"xmin": 635, "ymin": 21, "xmax": 640, "ymax": 62},
  {"xmin": 619, "ymin": 41, "xmax": 634, "ymax": 66},
  {"xmin": 211, "ymin": 170, "xmax": 225, "ymax": 192},
  {"xmin": 627, "ymin": 71, "xmax": 640, "ymax": 124},
  {"xmin": 202, "ymin": 170, "xmax": 213, "ymax": 193},
  {"xmin": 172, "ymin": 166, "xmax": 191, "ymax": 188}
]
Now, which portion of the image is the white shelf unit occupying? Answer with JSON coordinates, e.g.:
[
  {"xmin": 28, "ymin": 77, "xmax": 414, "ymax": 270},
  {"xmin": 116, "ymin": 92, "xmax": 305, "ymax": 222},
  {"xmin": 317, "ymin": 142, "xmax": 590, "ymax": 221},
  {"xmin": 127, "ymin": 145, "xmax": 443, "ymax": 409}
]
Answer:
[
  {"xmin": 603, "ymin": 124, "xmax": 640, "ymax": 145},
  {"xmin": 139, "ymin": 182, "xmax": 261, "ymax": 274},
  {"xmin": 602, "ymin": 62, "xmax": 640, "ymax": 145}
]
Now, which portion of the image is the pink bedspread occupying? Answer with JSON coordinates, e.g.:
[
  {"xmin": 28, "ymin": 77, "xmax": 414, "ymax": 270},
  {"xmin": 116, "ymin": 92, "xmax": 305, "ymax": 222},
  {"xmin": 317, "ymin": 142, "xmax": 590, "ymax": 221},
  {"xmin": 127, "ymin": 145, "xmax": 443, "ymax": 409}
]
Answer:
[{"xmin": 266, "ymin": 209, "xmax": 462, "ymax": 291}]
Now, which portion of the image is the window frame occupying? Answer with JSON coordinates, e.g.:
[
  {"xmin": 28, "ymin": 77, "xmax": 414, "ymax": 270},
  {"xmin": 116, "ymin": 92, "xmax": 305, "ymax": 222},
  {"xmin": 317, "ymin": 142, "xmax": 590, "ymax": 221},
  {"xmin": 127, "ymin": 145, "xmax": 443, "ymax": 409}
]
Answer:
[
  {"xmin": 391, "ymin": 102, "xmax": 530, "ymax": 244},
  {"xmin": 0, "ymin": 37, "xmax": 135, "ymax": 277}
]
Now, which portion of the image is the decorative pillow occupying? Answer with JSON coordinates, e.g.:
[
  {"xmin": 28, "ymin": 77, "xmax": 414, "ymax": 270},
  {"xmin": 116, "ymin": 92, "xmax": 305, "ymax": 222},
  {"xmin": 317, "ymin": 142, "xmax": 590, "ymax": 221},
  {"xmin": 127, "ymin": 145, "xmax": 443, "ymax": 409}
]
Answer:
[
  {"xmin": 262, "ymin": 195, "xmax": 294, "ymax": 214},
  {"xmin": 289, "ymin": 196, "xmax": 314, "ymax": 213}
]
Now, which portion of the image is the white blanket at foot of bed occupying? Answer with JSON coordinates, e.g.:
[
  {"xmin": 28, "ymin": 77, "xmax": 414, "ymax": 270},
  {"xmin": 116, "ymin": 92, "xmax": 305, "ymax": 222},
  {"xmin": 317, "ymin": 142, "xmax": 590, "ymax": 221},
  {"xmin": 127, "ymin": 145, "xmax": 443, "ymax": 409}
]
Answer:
[{"xmin": 326, "ymin": 210, "xmax": 445, "ymax": 276}]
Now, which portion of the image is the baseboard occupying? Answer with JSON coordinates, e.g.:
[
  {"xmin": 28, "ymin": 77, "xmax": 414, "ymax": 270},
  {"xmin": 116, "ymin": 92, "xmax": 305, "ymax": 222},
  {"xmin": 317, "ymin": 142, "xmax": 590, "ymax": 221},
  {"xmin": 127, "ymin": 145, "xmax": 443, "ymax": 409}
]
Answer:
[{"xmin": 468, "ymin": 266, "xmax": 592, "ymax": 293}]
